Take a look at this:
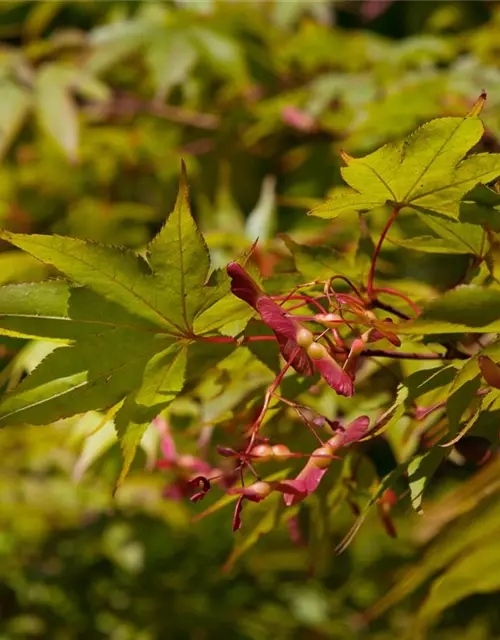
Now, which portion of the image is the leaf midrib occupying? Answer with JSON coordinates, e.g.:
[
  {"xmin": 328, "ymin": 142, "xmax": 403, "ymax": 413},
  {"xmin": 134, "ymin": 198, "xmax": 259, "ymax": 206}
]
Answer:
[
  {"xmin": 350, "ymin": 165, "xmax": 397, "ymax": 201},
  {"xmin": 176, "ymin": 201, "xmax": 190, "ymax": 331}
]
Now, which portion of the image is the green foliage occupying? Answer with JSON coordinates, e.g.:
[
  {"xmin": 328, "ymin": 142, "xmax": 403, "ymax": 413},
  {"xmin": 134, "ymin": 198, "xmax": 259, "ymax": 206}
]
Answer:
[
  {"xmin": 0, "ymin": 166, "xmax": 240, "ymax": 484},
  {"xmin": 311, "ymin": 106, "xmax": 500, "ymax": 220},
  {"xmin": 3, "ymin": 2, "xmax": 500, "ymax": 638}
]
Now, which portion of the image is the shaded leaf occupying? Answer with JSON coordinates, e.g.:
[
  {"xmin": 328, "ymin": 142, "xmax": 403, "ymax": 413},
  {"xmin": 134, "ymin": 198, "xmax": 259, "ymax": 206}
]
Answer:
[
  {"xmin": 35, "ymin": 64, "xmax": 79, "ymax": 161},
  {"xmin": 335, "ymin": 466, "xmax": 405, "ymax": 554},
  {"xmin": 399, "ymin": 287, "xmax": 500, "ymax": 335},
  {"xmin": 446, "ymin": 375, "xmax": 480, "ymax": 435},
  {"xmin": 388, "ymin": 235, "xmax": 474, "ymax": 255},
  {"xmin": 418, "ymin": 535, "xmax": 500, "ymax": 625},
  {"xmin": 0, "ymin": 328, "xmax": 161, "ymax": 427},
  {"xmin": 0, "ymin": 81, "xmax": 31, "ymax": 159},
  {"xmin": 0, "ymin": 281, "xmax": 160, "ymax": 341},
  {"xmin": 366, "ymin": 492, "xmax": 500, "ymax": 621},
  {"xmin": 0, "ymin": 252, "xmax": 47, "ymax": 286},
  {"xmin": 281, "ymin": 234, "xmax": 355, "ymax": 281},
  {"xmin": 418, "ymin": 213, "xmax": 486, "ymax": 256}
]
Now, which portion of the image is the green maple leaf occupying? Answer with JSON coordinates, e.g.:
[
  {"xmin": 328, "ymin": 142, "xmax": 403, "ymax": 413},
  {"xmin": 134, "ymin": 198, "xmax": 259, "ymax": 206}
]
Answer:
[
  {"xmin": 394, "ymin": 286, "xmax": 500, "ymax": 339},
  {"xmin": 0, "ymin": 164, "xmax": 238, "ymax": 483},
  {"xmin": 1, "ymin": 165, "xmax": 229, "ymax": 337},
  {"xmin": 0, "ymin": 328, "xmax": 165, "ymax": 427},
  {"xmin": 389, "ymin": 214, "xmax": 487, "ymax": 256},
  {"xmin": 311, "ymin": 96, "xmax": 500, "ymax": 221},
  {"xmin": 0, "ymin": 280, "xmax": 160, "ymax": 342}
]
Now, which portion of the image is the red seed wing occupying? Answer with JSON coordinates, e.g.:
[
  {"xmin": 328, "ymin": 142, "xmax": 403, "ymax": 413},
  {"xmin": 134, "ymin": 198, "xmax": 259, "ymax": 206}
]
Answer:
[
  {"xmin": 256, "ymin": 297, "xmax": 298, "ymax": 341},
  {"xmin": 313, "ymin": 356, "xmax": 354, "ymax": 397},
  {"xmin": 283, "ymin": 461, "xmax": 329, "ymax": 506},
  {"xmin": 277, "ymin": 334, "xmax": 314, "ymax": 376}
]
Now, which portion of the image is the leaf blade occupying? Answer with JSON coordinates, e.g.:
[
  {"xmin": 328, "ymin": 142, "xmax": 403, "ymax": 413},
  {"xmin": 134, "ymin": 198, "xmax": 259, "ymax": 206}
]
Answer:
[{"xmin": 0, "ymin": 232, "xmax": 182, "ymax": 334}]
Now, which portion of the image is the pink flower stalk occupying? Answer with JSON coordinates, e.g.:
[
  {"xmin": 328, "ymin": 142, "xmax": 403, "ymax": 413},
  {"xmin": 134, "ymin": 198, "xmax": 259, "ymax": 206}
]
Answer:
[
  {"xmin": 377, "ymin": 488, "xmax": 398, "ymax": 538},
  {"xmin": 228, "ymin": 480, "xmax": 305, "ymax": 531},
  {"xmin": 188, "ymin": 476, "xmax": 212, "ymax": 503},
  {"xmin": 227, "ymin": 262, "xmax": 354, "ymax": 396},
  {"xmin": 282, "ymin": 447, "xmax": 333, "ymax": 507},
  {"xmin": 227, "ymin": 262, "xmax": 314, "ymax": 377},
  {"xmin": 287, "ymin": 514, "xmax": 305, "ymax": 546},
  {"xmin": 283, "ymin": 416, "xmax": 370, "ymax": 506},
  {"xmin": 217, "ymin": 442, "xmax": 293, "ymax": 463}
]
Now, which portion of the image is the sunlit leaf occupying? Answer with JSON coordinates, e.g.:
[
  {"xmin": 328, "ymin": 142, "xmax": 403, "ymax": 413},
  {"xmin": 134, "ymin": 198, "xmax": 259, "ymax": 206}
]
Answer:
[
  {"xmin": 146, "ymin": 32, "xmax": 198, "ymax": 98},
  {"xmin": 310, "ymin": 187, "xmax": 386, "ymax": 219},
  {"xmin": 147, "ymin": 163, "xmax": 228, "ymax": 330},
  {"xmin": 313, "ymin": 111, "xmax": 500, "ymax": 220},
  {"xmin": 0, "ymin": 281, "xmax": 160, "ymax": 341},
  {"xmin": 245, "ymin": 175, "xmax": 277, "ymax": 243}
]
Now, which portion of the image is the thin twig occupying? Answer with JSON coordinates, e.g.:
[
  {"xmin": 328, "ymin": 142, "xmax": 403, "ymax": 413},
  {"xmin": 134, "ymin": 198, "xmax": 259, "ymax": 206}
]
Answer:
[
  {"xmin": 84, "ymin": 94, "xmax": 220, "ymax": 130},
  {"xmin": 360, "ymin": 348, "xmax": 469, "ymax": 361},
  {"xmin": 370, "ymin": 299, "xmax": 410, "ymax": 321},
  {"xmin": 367, "ymin": 206, "xmax": 400, "ymax": 299}
]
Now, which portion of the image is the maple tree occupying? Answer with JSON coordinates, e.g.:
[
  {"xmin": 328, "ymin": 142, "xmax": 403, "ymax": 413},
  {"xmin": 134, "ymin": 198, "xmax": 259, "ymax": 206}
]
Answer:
[
  {"xmin": 4, "ymin": 2, "xmax": 500, "ymax": 637},
  {"xmin": 2, "ymin": 94, "xmax": 500, "ymax": 567}
]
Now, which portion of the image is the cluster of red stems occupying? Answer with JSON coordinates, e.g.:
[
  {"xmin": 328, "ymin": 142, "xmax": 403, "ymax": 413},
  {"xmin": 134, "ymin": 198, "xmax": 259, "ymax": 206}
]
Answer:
[
  {"xmin": 155, "ymin": 218, "xmax": 500, "ymax": 538},
  {"xmin": 153, "ymin": 214, "xmax": 425, "ymax": 537}
]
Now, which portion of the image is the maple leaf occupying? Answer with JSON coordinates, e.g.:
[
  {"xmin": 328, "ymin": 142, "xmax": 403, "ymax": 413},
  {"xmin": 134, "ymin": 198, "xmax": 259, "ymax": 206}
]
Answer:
[
  {"xmin": 0, "ymin": 165, "xmax": 239, "ymax": 485},
  {"xmin": 311, "ymin": 94, "xmax": 500, "ymax": 221}
]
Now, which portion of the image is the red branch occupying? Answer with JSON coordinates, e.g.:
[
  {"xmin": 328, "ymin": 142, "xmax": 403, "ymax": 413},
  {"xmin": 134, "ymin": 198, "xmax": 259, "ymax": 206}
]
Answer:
[{"xmin": 367, "ymin": 207, "xmax": 400, "ymax": 300}]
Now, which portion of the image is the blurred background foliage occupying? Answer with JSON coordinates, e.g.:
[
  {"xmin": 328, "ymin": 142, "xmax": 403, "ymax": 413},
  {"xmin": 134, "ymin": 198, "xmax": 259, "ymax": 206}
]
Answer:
[{"xmin": 2, "ymin": 1, "xmax": 500, "ymax": 638}]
